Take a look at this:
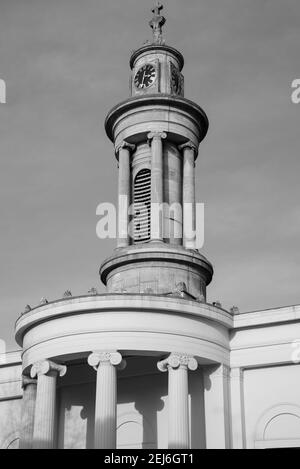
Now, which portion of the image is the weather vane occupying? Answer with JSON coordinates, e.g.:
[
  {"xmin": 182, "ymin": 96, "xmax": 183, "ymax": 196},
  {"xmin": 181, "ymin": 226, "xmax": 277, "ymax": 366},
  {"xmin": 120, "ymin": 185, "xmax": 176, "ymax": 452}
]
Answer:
[{"xmin": 149, "ymin": 1, "xmax": 166, "ymax": 45}]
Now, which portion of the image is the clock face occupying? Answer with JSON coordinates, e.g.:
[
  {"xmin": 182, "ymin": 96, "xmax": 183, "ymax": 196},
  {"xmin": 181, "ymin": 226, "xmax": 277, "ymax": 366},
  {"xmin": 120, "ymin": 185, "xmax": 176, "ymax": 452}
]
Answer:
[{"xmin": 134, "ymin": 64, "xmax": 157, "ymax": 90}]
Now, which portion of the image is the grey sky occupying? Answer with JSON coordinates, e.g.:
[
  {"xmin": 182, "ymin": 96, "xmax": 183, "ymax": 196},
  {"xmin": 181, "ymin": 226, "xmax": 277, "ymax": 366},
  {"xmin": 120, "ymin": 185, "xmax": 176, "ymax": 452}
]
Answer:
[{"xmin": 0, "ymin": 0, "xmax": 299, "ymax": 350}]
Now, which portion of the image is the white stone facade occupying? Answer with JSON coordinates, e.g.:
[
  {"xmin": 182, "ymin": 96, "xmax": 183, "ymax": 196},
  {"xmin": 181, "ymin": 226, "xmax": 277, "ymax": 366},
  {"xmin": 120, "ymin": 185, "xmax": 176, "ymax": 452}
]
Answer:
[{"xmin": 1, "ymin": 303, "xmax": 300, "ymax": 449}]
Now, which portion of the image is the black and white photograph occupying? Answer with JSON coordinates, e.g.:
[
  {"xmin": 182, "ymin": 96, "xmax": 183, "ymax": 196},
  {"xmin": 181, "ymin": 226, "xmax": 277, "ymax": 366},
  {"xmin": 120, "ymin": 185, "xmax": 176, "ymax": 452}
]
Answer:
[{"xmin": 0, "ymin": 0, "xmax": 299, "ymax": 452}]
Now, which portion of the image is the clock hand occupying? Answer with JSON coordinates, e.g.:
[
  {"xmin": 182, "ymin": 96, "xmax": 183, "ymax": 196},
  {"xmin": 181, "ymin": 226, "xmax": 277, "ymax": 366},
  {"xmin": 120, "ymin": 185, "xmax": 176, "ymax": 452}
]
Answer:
[{"xmin": 141, "ymin": 70, "xmax": 146, "ymax": 88}]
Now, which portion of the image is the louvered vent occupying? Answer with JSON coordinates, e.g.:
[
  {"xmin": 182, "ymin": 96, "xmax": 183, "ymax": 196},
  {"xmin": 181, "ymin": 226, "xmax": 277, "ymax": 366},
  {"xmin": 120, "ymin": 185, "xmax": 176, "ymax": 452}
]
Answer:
[{"xmin": 133, "ymin": 169, "xmax": 151, "ymax": 244}]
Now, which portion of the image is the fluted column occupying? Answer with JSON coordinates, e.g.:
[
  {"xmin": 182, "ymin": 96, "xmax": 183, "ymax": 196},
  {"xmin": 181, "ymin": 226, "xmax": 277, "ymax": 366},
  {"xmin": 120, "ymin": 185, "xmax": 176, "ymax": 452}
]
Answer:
[
  {"xmin": 117, "ymin": 141, "xmax": 135, "ymax": 248},
  {"xmin": 158, "ymin": 353, "xmax": 198, "ymax": 449},
  {"xmin": 88, "ymin": 351, "xmax": 126, "ymax": 449},
  {"xmin": 148, "ymin": 131, "xmax": 167, "ymax": 241},
  {"xmin": 30, "ymin": 360, "xmax": 67, "ymax": 449},
  {"xmin": 19, "ymin": 375, "xmax": 37, "ymax": 449},
  {"xmin": 179, "ymin": 142, "xmax": 197, "ymax": 249}
]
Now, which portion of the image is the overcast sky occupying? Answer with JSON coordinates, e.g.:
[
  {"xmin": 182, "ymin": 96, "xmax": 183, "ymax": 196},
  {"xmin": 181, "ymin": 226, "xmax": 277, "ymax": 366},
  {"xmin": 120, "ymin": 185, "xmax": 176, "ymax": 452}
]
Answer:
[{"xmin": 0, "ymin": 0, "xmax": 299, "ymax": 350}]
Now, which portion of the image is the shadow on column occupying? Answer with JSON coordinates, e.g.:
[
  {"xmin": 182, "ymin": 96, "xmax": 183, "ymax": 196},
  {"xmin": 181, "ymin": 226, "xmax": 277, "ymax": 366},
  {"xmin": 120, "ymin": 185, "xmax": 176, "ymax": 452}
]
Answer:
[
  {"xmin": 57, "ymin": 365, "xmax": 96, "ymax": 449},
  {"xmin": 190, "ymin": 368, "xmax": 206, "ymax": 449},
  {"xmin": 117, "ymin": 357, "xmax": 167, "ymax": 449},
  {"xmin": 134, "ymin": 388, "xmax": 165, "ymax": 449}
]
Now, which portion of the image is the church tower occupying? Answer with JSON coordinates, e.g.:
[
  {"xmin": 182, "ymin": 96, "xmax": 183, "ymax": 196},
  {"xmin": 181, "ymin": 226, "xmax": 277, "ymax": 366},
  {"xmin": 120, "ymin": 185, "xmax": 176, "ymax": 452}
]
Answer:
[
  {"xmin": 101, "ymin": 2, "xmax": 213, "ymax": 300},
  {"xmin": 6, "ymin": 3, "xmax": 300, "ymax": 452},
  {"xmin": 15, "ymin": 3, "xmax": 232, "ymax": 451}
]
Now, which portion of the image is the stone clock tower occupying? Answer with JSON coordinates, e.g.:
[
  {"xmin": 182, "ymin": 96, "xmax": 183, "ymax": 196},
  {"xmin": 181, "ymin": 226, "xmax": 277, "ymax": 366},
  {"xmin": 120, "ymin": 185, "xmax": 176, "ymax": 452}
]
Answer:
[
  {"xmin": 15, "ymin": 3, "xmax": 233, "ymax": 451},
  {"xmin": 3, "ymin": 3, "xmax": 299, "ymax": 452},
  {"xmin": 101, "ymin": 2, "xmax": 213, "ymax": 301}
]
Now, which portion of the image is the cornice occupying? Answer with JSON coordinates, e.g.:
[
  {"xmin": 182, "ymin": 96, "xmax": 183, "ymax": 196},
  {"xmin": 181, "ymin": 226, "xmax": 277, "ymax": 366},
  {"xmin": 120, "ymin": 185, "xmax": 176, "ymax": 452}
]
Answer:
[
  {"xmin": 129, "ymin": 44, "xmax": 184, "ymax": 71},
  {"xmin": 104, "ymin": 94, "xmax": 209, "ymax": 143},
  {"xmin": 15, "ymin": 294, "xmax": 233, "ymax": 347}
]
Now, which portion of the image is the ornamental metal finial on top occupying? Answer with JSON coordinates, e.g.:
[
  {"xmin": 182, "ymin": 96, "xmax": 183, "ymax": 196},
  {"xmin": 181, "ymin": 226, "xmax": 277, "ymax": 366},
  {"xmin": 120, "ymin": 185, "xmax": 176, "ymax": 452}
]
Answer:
[{"xmin": 149, "ymin": 1, "xmax": 166, "ymax": 45}]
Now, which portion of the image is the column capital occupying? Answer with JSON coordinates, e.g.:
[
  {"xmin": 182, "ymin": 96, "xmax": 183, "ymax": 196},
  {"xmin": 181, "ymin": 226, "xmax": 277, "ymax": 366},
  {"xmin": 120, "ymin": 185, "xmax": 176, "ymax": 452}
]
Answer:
[
  {"xmin": 147, "ymin": 131, "xmax": 167, "ymax": 143},
  {"xmin": 30, "ymin": 360, "xmax": 67, "ymax": 379},
  {"xmin": 22, "ymin": 375, "xmax": 37, "ymax": 390},
  {"xmin": 116, "ymin": 141, "xmax": 136, "ymax": 155},
  {"xmin": 88, "ymin": 351, "xmax": 126, "ymax": 371},
  {"xmin": 179, "ymin": 141, "xmax": 198, "ymax": 156},
  {"xmin": 157, "ymin": 353, "xmax": 198, "ymax": 372}
]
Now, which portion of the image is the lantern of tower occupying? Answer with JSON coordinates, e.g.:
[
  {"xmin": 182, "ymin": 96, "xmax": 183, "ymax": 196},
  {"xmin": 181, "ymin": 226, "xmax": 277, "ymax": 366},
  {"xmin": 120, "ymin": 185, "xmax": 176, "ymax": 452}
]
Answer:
[{"xmin": 101, "ymin": 3, "xmax": 213, "ymax": 299}]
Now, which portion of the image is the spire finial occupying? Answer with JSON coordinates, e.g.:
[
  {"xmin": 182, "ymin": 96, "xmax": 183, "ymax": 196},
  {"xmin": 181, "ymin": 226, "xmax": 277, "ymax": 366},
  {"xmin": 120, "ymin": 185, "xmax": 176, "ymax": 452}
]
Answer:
[{"xmin": 149, "ymin": 1, "xmax": 166, "ymax": 45}]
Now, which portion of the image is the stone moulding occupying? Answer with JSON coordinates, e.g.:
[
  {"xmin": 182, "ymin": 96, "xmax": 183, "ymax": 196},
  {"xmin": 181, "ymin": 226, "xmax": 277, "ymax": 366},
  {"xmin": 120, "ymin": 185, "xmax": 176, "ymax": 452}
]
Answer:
[
  {"xmin": 105, "ymin": 94, "xmax": 209, "ymax": 149},
  {"xmin": 15, "ymin": 294, "xmax": 233, "ymax": 348},
  {"xmin": 129, "ymin": 44, "xmax": 185, "ymax": 71},
  {"xmin": 99, "ymin": 244, "xmax": 214, "ymax": 288}
]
